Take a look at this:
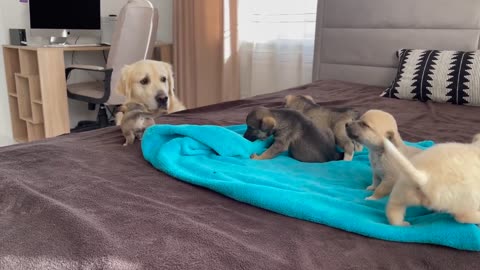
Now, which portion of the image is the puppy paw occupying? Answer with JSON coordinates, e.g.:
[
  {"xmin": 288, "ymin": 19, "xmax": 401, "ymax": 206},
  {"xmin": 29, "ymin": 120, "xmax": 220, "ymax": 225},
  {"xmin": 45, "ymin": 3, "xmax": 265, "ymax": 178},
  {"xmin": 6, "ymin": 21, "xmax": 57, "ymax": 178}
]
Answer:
[
  {"xmin": 399, "ymin": 221, "xmax": 410, "ymax": 226},
  {"xmin": 343, "ymin": 153, "xmax": 353, "ymax": 161},
  {"xmin": 250, "ymin": 153, "xmax": 260, "ymax": 160},
  {"xmin": 366, "ymin": 185, "xmax": 376, "ymax": 191},
  {"xmin": 123, "ymin": 143, "xmax": 128, "ymax": 147},
  {"xmin": 365, "ymin": 195, "xmax": 379, "ymax": 201},
  {"xmin": 354, "ymin": 143, "xmax": 363, "ymax": 152}
]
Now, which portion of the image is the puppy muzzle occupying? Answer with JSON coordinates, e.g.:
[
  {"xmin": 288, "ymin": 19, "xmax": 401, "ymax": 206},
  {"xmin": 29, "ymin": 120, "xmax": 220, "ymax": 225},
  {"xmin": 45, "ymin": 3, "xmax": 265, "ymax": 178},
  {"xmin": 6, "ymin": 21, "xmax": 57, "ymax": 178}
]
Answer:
[
  {"xmin": 155, "ymin": 93, "xmax": 169, "ymax": 109},
  {"xmin": 243, "ymin": 133, "xmax": 257, "ymax": 142},
  {"xmin": 345, "ymin": 124, "xmax": 358, "ymax": 140}
]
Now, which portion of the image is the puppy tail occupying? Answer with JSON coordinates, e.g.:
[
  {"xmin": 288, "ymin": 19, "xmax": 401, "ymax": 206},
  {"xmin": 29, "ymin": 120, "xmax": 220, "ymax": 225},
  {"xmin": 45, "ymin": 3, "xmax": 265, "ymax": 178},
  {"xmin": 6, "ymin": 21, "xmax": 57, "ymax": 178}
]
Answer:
[{"xmin": 383, "ymin": 137, "xmax": 428, "ymax": 186}]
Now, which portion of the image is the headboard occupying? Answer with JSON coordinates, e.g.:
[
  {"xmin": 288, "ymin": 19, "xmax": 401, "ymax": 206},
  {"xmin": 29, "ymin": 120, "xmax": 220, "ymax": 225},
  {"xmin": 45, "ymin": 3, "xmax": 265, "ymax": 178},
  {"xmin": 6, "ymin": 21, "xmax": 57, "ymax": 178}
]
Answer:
[{"xmin": 312, "ymin": 0, "xmax": 480, "ymax": 86}]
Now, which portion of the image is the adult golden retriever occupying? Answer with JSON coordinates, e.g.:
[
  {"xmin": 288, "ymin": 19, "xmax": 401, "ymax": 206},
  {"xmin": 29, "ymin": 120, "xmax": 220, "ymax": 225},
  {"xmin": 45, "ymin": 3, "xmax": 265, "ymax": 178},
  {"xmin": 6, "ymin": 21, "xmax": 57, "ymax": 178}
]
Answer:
[{"xmin": 115, "ymin": 60, "xmax": 185, "ymax": 125}]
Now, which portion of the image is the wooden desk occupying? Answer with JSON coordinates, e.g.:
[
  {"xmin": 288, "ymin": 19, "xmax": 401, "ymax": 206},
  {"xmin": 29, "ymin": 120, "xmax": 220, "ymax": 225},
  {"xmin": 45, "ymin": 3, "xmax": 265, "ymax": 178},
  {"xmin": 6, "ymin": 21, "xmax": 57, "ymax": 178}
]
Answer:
[{"xmin": 2, "ymin": 44, "xmax": 173, "ymax": 142}]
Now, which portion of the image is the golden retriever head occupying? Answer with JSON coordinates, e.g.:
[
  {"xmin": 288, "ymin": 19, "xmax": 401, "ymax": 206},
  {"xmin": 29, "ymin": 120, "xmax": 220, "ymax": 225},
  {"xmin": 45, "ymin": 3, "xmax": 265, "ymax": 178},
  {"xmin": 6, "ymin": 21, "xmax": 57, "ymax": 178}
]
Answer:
[
  {"xmin": 116, "ymin": 60, "xmax": 177, "ymax": 112},
  {"xmin": 346, "ymin": 109, "xmax": 401, "ymax": 150}
]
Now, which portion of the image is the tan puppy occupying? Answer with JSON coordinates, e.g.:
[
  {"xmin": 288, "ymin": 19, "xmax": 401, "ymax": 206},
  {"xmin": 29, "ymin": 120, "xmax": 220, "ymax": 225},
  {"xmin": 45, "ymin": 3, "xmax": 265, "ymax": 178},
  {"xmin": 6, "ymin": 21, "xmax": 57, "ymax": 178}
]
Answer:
[
  {"xmin": 284, "ymin": 94, "xmax": 361, "ymax": 161},
  {"xmin": 115, "ymin": 60, "xmax": 186, "ymax": 125},
  {"xmin": 384, "ymin": 134, "xmax": 480, "ymax": 226},
  {"xmin": 345, "ymin": 110, "xmax": 421, "ymax": 200},
  {"xmin": 119, "ymin": 102, "xmax": 155, "ymax": 146},
  {"xmin": 244, "ymin": 107, "xmax": 341, "ymax": 162}
]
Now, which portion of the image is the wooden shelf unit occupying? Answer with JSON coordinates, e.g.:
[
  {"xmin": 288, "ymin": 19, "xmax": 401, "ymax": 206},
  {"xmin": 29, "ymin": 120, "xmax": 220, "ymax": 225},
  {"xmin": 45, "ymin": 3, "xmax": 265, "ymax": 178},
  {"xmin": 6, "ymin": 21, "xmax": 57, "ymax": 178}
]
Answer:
[
  {"xmin": 2, "ymin": 43, "xmax": 173, "ymax": 143},
  {"xmin": 3, "ymin": 46, "xmax": 70, "ymax": 142}
]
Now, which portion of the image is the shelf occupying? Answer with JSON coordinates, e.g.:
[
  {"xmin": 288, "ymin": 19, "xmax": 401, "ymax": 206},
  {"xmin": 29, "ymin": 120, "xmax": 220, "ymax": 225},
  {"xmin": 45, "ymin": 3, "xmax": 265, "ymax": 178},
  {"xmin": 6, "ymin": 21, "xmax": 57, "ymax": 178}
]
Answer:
[
  {"xmin": 8, "ymin": 92, "xmax": 17, "ymax": 97},
  {"xmin": 3, "ymin": 47, "xmax": 20, "ymax": 96},
  {"xmin": 27, "ymin": 122, "xmax": 45, "ymax": 142},
  {"xmin": 8, "ymin": 96, "xmax": 28, "ymax": 142},
  {"xmin": 15, "ymin": 75, "xmax": 33, "ymax": 121},
  {"xmin": 31, "ymin": 103, "xmax": 44, "ymax": 123},
  {"xmin": 19, "ymin": 50, "xmax": 39, "ymax": 75},
  {"xmin": 13, "ymin": 136, "xmax": 28, "ymax": 143},
  {"xmin": 32, "ymin": 99, "xmax": 42, "ymax": 105}
]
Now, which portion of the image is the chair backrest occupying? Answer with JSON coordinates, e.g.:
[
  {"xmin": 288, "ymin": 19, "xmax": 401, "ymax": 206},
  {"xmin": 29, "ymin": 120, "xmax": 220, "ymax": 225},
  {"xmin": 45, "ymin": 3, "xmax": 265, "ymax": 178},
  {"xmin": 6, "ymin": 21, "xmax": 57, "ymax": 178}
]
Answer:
[{"xmin": 106, "ymin": 0, "xmax": 159, "ymax": 105}]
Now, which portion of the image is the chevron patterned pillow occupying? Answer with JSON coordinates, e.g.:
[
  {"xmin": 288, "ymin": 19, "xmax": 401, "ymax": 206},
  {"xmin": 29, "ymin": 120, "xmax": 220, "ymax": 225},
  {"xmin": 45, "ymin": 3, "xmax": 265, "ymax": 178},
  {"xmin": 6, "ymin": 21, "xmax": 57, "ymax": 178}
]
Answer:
[{"xmin": 381, "ymin": 49, "xmax": 480, "ymax": 106}]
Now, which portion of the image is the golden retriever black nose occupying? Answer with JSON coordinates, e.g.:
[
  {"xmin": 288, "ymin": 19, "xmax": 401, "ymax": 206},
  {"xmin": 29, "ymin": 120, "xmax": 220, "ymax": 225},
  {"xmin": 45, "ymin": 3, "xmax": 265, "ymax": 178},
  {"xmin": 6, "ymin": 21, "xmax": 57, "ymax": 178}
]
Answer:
[{"xmin": 155, "ymin": 93, "xmax": 168, "ymax": 108}]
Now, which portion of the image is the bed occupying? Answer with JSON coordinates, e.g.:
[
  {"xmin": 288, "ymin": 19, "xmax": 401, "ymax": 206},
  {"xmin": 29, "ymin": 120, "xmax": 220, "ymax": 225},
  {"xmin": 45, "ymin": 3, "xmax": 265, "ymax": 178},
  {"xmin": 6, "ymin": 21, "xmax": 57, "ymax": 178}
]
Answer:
[
  {"xmin": 2, "ymin": 0, "xmax": 480, "ymax": 269},
  {"xmin": 1, "ymin": 80, "xmax": 480, "ymax": 269}
]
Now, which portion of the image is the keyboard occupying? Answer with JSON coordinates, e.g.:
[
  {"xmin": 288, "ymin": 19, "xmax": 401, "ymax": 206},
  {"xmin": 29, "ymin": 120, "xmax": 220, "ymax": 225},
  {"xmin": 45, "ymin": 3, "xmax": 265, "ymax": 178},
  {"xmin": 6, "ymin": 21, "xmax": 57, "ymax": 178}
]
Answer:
[{"xmin": 43, "ymin": 43, "xmax": 103, "ymax": 48}]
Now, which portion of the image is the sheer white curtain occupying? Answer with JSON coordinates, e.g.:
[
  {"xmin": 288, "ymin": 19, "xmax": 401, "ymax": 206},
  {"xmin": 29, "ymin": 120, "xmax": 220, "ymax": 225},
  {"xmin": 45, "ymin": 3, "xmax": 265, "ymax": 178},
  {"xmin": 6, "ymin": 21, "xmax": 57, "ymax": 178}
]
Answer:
[{"xmin": 238, "ymin": 0, "xmax": 317, "ymax": 97}]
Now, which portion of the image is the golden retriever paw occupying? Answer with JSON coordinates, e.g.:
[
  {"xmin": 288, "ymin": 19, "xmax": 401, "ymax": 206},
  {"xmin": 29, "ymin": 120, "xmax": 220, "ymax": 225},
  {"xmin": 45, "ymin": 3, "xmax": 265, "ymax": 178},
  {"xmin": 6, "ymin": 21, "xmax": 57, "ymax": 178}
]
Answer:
[
  {"xmin": 365, "ymin": 195, "xmax": 379, "ymax": 201},
  {"xmin": 366, "ymin": 185, "xmax": 376, "ymax": 191}
]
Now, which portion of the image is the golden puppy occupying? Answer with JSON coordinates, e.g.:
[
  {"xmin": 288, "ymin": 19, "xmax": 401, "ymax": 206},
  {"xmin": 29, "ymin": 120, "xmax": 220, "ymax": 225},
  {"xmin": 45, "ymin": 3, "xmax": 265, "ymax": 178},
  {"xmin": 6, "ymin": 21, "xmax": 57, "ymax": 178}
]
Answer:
[
  {"xmin": 345, "ymin": 110, "xmax": 421, "ymax": 200},
  {"xmin": 115, "ymin": 60, "xmax": 186, "ymax": 125},
  {"xmin": 384, "ymin": 134, "xmax": 480, "ymax": 226}
]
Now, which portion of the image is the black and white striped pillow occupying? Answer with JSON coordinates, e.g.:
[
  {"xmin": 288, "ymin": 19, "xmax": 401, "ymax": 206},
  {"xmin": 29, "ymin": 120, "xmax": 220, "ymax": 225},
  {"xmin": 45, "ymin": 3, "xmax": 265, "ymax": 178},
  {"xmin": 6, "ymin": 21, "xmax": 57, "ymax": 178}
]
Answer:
[{"xmin": 382, "ymin": 49, "xmax": 480, "ymax": 106}]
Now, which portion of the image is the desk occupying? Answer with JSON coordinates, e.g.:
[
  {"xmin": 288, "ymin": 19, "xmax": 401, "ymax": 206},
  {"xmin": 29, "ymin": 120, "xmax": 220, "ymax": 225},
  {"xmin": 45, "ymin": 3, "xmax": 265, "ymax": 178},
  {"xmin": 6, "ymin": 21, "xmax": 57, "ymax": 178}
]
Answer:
[{"xmin": 2, "ymin": 44, "xmax": 173, "ymax": 142}]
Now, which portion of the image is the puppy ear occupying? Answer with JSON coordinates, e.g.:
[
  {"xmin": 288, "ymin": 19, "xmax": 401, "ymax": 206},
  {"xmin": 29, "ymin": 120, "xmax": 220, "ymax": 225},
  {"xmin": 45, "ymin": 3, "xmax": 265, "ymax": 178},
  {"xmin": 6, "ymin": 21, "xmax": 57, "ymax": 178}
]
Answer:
[
  {"xmin": 385, "ymin": 131, "xmax": 394, "ymax": 140},
  {"xmin": 385, "ymin": 131, "xmax": 399, "ymax": 146},
  {"xmin": 261, "ymin": 116, "xmax": 276, "ymax": 131},
  {"xmin": 303, "ymin": 95, "xmax": 315, "ymax": 102},
  {"xmin": 472, "ymin": 133, "xmax": 480, "ymax": 146},
  {"xmin": 165, "ymin": 62, "xmax": 175, "ymax": 97},
  {"xmin": 116, "ymin": 65, "xmax": 132, "ymax": 99},
  {"xmin": 284, "ymin": 95, "xmax": 294, "ymax": 105}
]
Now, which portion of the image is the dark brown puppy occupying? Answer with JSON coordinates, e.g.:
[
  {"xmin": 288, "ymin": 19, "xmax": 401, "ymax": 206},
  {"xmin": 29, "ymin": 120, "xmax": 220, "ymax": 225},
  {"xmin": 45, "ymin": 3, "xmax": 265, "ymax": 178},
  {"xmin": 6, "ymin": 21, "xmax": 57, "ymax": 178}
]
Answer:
[
  {"xmin": 244, "ymin": 107, "xmax": 341, "ymax": 162},
  {"xmin": 284, "ymin": 94, "xmax": 361, "ymax": 161},
  {"xmin": 120, "ymin": 102, "xmax": 156, "ymax": 146}
]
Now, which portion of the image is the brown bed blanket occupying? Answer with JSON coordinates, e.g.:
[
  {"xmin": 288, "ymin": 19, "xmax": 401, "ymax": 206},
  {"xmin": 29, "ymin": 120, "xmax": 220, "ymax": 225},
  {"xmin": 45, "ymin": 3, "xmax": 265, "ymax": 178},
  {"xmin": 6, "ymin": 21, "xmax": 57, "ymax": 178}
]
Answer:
[{"xmin": 1, "ymin": 80, "xmax": 479, "ymax": 269}]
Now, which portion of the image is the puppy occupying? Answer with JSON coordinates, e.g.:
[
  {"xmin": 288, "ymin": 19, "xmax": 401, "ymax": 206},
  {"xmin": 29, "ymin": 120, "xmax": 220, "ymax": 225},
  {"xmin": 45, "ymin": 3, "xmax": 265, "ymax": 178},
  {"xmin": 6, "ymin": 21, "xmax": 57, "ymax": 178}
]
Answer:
[
  {"xmin": 115, "ymin": 60, "xmax": 186, "ymax": 125},
  {"xmin": 284, "ymin": 94, "xmax": 361, "ymax": 161},
  {"xmin": 243, "ymin": 107, "xmax": 341, "ymax": 162},
  {"xmin": 384, "ymin": 134, "xmax": 480, "ymax": 226},
  {"xmin": 345, "ymin": 110, "xmax": 421, "ymax": 200},
  {"xmin": 120, "ymin": 102, "xmax": 156, "ymax": 146}
]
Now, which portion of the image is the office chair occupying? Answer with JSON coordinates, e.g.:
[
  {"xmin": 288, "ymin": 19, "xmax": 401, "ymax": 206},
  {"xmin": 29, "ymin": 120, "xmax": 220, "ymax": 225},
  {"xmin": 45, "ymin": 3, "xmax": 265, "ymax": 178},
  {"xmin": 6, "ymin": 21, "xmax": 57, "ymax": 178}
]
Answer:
[{"xmin": 66, "ymin": 0, "xmax": 159, "ymax": 132}]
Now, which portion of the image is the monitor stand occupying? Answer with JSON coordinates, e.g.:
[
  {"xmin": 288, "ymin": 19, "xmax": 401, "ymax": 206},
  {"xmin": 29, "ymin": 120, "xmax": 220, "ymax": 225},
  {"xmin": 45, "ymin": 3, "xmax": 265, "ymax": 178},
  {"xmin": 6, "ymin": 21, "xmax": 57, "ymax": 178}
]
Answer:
[
  {"xmin": 49, "ymin": 36, "xmax": 68, "ymax": 45},
  {"xmin": 48, "ymin": 29, "xmax": 69, "ymax": 45}
]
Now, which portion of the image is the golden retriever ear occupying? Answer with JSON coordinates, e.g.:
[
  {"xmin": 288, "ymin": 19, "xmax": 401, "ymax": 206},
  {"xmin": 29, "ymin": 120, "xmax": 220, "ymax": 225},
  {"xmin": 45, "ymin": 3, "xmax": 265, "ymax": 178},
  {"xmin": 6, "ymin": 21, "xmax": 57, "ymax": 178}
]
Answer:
[
  {"xmin": 165, "ymin": 62, "xmax": 175, "ymax": 97},
  {"xmin": 116, "ymin": 65, "xmax": 132, "ymax": 99},
  {"xmin": 261, "ymin": 116, "xmax": 276, "ymax": 131}
]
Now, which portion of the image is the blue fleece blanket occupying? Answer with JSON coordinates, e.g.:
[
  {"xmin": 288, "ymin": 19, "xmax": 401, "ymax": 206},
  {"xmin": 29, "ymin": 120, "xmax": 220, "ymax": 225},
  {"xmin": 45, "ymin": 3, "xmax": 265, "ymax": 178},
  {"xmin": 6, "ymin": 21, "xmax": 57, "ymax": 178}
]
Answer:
[{"xmin": 141, "ymin": 124, "xmax": 480, "ymax": 251}]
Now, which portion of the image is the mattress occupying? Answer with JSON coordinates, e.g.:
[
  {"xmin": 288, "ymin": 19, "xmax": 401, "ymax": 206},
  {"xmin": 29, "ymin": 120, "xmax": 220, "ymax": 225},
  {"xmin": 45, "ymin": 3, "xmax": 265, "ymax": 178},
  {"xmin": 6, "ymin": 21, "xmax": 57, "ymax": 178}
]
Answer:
[{"xmin": 1, "ymin": 80, "xmax": 480, "ymax": 269}]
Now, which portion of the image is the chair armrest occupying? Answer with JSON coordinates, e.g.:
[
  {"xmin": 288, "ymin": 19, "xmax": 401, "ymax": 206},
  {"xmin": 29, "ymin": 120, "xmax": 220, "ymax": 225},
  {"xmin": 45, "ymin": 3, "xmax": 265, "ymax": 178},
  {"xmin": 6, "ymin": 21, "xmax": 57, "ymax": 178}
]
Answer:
[
  {"xmin": 65, "ymin": 65, "xmax": 113, "ymax": 79},
  {"xmin": 65, "ymin": 65, "xmax": 114, "ymax": 104},
  {"xmin": 65, "ymin": 64, "xmax": 106, "ymax": 71}
]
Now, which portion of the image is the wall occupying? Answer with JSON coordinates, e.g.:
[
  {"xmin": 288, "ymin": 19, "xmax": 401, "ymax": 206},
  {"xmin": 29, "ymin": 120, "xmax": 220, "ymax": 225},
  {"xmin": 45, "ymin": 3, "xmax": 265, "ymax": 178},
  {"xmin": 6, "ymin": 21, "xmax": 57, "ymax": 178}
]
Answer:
[{"xmin": 0, "ymin": 0, "xmax": 172, "ymax": 146}]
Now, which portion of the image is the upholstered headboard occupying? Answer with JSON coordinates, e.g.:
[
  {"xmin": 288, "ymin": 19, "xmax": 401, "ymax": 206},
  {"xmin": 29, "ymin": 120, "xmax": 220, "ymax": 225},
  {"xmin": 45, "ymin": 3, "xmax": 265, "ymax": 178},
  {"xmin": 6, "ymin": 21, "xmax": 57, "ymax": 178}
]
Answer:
[{"xmin": 312, "ymin": 0, "xmax": 480, "ymax": 86}]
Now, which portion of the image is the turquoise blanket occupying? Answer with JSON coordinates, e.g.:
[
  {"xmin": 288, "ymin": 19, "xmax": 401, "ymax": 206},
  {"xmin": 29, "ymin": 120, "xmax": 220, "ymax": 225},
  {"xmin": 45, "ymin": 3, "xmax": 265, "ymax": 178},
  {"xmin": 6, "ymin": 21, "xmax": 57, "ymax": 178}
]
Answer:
[{"xmin": 141, "ymin": 124, "xmax": 480, "ymax": 251}]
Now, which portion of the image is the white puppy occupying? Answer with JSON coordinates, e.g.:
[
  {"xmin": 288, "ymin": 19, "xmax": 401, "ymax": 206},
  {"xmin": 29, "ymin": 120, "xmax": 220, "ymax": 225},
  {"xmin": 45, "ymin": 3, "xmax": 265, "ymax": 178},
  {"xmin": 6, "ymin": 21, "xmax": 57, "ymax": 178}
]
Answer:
[
  {"xmin": 384, "ymin": 134, "xmax": 480, "ymax": 226},
  {"xmin": 346, "ymin": 110, "xmax": 421, "ymax": 200}
]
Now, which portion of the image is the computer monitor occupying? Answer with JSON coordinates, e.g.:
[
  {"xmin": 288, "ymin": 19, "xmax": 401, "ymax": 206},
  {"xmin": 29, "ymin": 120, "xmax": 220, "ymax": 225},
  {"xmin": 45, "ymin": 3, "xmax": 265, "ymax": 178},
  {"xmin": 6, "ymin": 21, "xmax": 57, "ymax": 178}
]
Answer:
[{"xmin": 29, "ymin": 0, "xmax": 101, "ymax": 44}]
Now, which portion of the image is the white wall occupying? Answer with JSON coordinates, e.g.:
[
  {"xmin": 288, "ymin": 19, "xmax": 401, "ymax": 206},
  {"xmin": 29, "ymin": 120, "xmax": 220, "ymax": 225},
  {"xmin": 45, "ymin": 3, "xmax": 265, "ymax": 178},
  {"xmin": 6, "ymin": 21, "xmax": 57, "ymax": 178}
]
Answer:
[{"xmin": 0, "ymin": 0, "xmax": 172, "ymax": 145}]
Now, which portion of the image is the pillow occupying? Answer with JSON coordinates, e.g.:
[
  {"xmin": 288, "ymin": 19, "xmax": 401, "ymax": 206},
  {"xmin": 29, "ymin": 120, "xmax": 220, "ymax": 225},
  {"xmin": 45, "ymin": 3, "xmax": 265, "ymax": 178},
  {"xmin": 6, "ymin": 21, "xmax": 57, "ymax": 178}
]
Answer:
[{"xmin": 381, "ymin": 49, "xmax": 480, "ymax": 106}]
